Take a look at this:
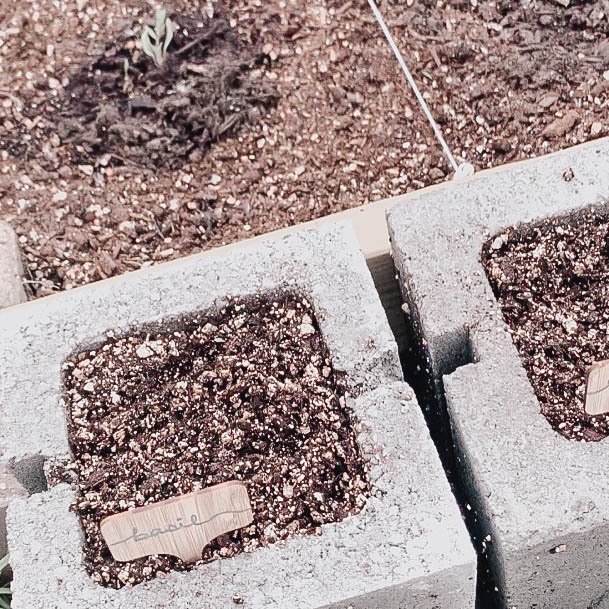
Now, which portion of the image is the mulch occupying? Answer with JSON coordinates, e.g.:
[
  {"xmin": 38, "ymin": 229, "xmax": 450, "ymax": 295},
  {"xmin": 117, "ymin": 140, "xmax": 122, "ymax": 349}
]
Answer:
[{"xmin": 50, "ymin": 6, "xmax": 277, "ymax": 169}]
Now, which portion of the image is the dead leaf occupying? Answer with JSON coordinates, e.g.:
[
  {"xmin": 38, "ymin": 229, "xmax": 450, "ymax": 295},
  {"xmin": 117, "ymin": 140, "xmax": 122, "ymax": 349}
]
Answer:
[{"xmin": 542, "ymin": 110, "xmax": 579, "ymax": 139}]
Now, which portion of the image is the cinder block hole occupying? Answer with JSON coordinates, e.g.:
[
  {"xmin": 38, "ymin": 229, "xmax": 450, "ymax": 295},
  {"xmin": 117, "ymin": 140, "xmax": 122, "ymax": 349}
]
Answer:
[
  {"xmin": 60, "ymin": 292, "xmax": 371, "ymax": 588},
  {"xmin": 481, "ymin": 203, "xmax": 609, "ymax": 443},
  {"xmin": 435, "ymin": 325, "xmax": 477, "ymax": 378},
  {"xmin": 11, "ymin": 455, "xmax": 48, "ymax": 495}
]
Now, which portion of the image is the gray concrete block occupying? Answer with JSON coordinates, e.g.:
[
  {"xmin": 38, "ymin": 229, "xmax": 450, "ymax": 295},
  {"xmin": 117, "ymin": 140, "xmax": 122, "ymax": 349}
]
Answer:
[
  {"xmin": 0, "ymin": 221, "xmax": 26, "ymax": 309},
  {"xmin": 387, "ymin": 137, "xmax": 609, "ymax": 609},
  {"xmin": 1, "ymin": 223, "xmax": 475, "ymax": 608},
  {"xmin": 0, "ymin": 464, "xmax": 26, "ymax": 558},
  {"xmin": 7, "ymin": 383, "xmax": 475, "ymax": 609},
  {"xmin": 0, "ymin": 221, "xmax": 28, "ymax": 563}
]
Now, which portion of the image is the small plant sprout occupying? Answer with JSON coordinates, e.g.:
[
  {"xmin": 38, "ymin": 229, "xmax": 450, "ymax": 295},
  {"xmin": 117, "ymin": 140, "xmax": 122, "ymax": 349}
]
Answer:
[
  {"xmin": 0, "ymin": 554, "xmax": 11, "ymax": 609},
  {"xmin": 140, "ymin": 7, "xmax": 174, "ymax": 68},
  {"xmin": 122, "ymin": 58, "xmax": 133, "ymax": 95}
]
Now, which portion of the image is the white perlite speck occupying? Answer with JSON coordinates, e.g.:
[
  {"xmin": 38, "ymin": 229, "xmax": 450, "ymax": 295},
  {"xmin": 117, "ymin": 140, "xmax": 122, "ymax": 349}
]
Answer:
[{"xmin": 136, "ymin": 345, "xmax": 154, "ymax": 359}]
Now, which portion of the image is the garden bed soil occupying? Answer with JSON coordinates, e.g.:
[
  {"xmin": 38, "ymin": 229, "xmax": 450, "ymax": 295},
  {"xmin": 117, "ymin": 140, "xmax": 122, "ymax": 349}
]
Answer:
[
  {"xmin": 58, "ymin": 293, "xmax": 369, "ymax": 588},
  {"xmin": 0, "ymin": 0, "xmax": 608, "ymax": 298},
  {"xmin": 50, "ymin": 7, "xmax": 278, "ymax": 169},
  {"xmin": 483, "ymin": 206, "xmax": 609, "ymax": 442}
]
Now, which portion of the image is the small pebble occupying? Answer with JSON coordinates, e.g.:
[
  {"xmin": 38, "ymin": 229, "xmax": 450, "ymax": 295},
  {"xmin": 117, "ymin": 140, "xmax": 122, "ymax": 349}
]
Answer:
[
  {"xmin": 299, "ymin": 323, "xmax": 316, "ymax": 335},
  {"xmin": 135, "ymin": 345, "xmax": 153, "ymax": 359}
]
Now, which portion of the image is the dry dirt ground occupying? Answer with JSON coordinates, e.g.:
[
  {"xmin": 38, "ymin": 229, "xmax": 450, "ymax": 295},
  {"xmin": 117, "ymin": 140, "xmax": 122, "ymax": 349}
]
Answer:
[{"xmin": 0, "ymin": 0, "xmax": 607, "ymax": 297}]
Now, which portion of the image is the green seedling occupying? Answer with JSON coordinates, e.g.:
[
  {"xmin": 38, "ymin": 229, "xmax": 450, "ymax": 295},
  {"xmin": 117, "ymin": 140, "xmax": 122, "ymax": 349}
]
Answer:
[{"xmin": 140, "ymin": 7, "xmax": 174, "ymax": 68}]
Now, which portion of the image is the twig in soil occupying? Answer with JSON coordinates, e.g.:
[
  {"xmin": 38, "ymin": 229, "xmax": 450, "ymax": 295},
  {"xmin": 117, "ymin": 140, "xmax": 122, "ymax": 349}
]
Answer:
[
  {"xmin": 409, "ymin": 31, "xmax": 446, "ymax": 43},
  {"xmin": 108, "ymin": 153, "xmax": 151, "ymax": 171},
  {"xmin": 384, "ymin": 18, "xmax": 446, "ymax": 42},
  {"xmin": 174, "ymin": 21, "xmax": 227, "ymax": 56},
  {"xmin": 151, "ymin": 216, "xmax": 165, "ymax": 239},
  {"xmin": 518, "ymin": 45, "xmax": 544, "ymax": 53},
  {"xmin": 337, "ymin": 2, "xmax": 354, "ymax": 15},
  {"xmin": 184, "ymin": 59, "xmax": 249, "ymax": 75},
  {"xmin": 184, "ymin": 62, "xmax": 212, "ymax": 75},
  {"xmin": 0, "ymin": 90, "xmax": 23, "ymax": 109},
  {"xmin": 429, "ymin": 47, "xmax": 442, "ymax": 69},
  {"xmin": 217, "ymin": 114, "xmax": 241, "ymax": 136}
]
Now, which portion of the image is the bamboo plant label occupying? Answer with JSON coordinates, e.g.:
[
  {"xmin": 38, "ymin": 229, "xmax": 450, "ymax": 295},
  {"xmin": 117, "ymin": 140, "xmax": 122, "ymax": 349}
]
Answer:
[
  {"xmin": 100, "ymin": 481, "xmax": 253, "ymax": 563},
  {"xmin": 585, "ymin": 360, "xmax": 609, "ymax": 416}
]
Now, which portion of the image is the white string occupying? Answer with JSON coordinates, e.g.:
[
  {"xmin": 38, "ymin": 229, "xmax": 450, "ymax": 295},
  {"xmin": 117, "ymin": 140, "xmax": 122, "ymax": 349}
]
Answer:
[{"xmin": 367, "ymin": 0, "xmax": 474, "ymax": 179}]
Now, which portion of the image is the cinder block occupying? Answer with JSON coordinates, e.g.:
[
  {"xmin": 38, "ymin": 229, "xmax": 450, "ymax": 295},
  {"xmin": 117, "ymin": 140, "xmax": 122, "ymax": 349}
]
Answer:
[
  {"xmin": 1, "ymin": 224, "xmax": 475, "ymax": 609},
  {"xmin": 0, "ymin": 221, "xmax": 26, "ymax": 309},
  {"xmin": 387, "ymin": 137, "xmax": 609, "ymax": 609}
]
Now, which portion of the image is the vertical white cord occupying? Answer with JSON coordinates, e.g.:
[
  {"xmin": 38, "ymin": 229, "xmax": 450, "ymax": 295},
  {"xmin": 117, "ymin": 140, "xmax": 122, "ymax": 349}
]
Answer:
[{"xmin": 367, "ymin": 0, "xmax": 474, "ymax": 179}]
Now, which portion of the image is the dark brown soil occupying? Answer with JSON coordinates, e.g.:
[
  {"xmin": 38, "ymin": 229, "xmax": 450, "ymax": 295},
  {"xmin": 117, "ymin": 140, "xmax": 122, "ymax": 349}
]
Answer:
[
  {"xmin": 482, "ymin": 205, "xmax": 609, "ymax": 442},
  {"xmin": 49, "ymin": 6, "xmax": 276, "ymax": 169},
  {"xmin": 0, "ymin": 1, "xmax": 608, "ymax": 299},
  {"xmin": 59, "ymin": 293, "xmax": 369, "ymax": 588}
]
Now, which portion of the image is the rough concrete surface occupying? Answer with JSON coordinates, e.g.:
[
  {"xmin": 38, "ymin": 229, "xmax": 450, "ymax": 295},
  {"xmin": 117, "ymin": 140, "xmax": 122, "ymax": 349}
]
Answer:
[
  {"xmin": 0, "ymin": 221, "xmax": 26, "ymax": 309},
  {"xmin": 1, "ymin": 223, "xmax": 475, "ymax": 608},
  {"xmin": 0, "ymin": 464, "xmax": 26, "ymax": 558},
  {"xmin": 7, "ymin": 383, "xmax": 475, "ymax": 609},
  {"xmin": 0, "ymin": 221, "xmax": 27, "ymax": 562},
  {"xmin": 387, "ymin": 137, "xmax": 609, "ymax": 609}
]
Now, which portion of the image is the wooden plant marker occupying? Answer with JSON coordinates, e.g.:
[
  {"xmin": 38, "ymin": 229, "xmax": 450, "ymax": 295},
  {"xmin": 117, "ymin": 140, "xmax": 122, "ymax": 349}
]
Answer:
[
  {"xmin": 585, "ymin": 360, "xmax": 609, "ymax": 416},
  {"xmin": 100, "ymin": 481, "xmax": 253, "ymax": 563}
]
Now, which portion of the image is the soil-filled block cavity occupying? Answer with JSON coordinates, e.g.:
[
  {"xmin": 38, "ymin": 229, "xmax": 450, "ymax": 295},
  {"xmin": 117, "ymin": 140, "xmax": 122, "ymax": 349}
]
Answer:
[
  {"xmin": 0, "ymin": 224, "xmax": 475, "ymax": 609},
  {"xmin": 482, "ymin": 209, "xmax": 609, "ymax": 442},
  {"xmin": 63, "ymin": 293, "xmax": 370, "ymax": 588},
  {"xmin": 387, "ymin": 138, "xmax": 609, "ymax": 609}
]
